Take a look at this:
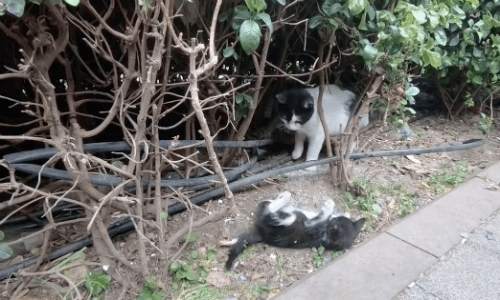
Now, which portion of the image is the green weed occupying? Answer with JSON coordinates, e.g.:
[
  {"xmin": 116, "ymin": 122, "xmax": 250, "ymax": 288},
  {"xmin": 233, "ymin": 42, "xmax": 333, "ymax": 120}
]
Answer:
[
  {"xmin": 175, "ymin": 284, "xmax": 230, "ymax": 300},
  {"xmin": 239, "ymin": 244, "xmax": 258, "ymax": 261},
  {"xmin": 331, "ymin": 251, "xmax": 343, "ymax": 260},
  {"xmin": 85, "ymin": 273, "xmax": 112, "ymax": 298},
  {"xmin": 313, "ymin": 246, "xmax": 326, "ymax": 269},
  {"xmin": 169, "ymin": 248, "xmax": 219, "ymax": 294},
  {"xmin": 344, "ymin": 178, "xmax": 420, "ymax": 230},
  {"xmin": 183, "ymin": 232, "xmax": 199, "ymax": 243},
  {"xmin": 429, "ymin": 160, "xmax": 470, "ymax": 194},
  {"xmin": 138, "ymin": 277, "xmax": 166, "ymax": 300}
]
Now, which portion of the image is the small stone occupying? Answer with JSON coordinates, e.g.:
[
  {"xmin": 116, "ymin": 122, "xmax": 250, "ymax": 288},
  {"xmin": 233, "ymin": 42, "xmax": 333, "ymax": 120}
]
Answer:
[
  {"xmin": 237, "ymin": 274, "xmax": 247, "ymax": 282},
  {"xmin": 206, "ymin": 271, "xmax": 231, "ymax": 288},
  {"xmin": 486, "ymin": 231, "xmax": 496, "ymax": 241}
]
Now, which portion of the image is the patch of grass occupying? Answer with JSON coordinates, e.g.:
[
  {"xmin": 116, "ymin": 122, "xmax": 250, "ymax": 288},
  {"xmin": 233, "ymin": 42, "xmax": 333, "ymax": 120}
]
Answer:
[
  {"xmin": 331, "ymin": 251, "xmax": 343, "ymax": 260},
  {"xmin": 386, "ymin": 184, "xmax": 419, "ymax": 218},
  {"xmin": 183, "ymin": 232, "xmax": 199, "ymax": 243},
  {"xmin": 251, "ymin": 283, "xmax": 270, "ymax": 299},
  {"xmin": 429, "ymin": 160, "xmax": 470, "ymax": 194},
  {"xmin": 239, "ymin": 244, "xmax": 258, "ymax": 261},
  {"xmin": 344, "ymin": 178, "xmax": 381, "ymax": 231},
  {"xmin": 138, "ymin": 277, "xmax": 166, "ymax": 300},
  {"xmin": 176, "ymin": 284, "xmax": 230, "ymax": 300},
  {"xmin": 169, "ymin": 248, "xmax": 219, "ymax": 295},
  {"xmin": 85, "ymin": 273, "xmax": 112, "ymax": 297},
  {"xmin": 344, "ymin": 178, "xmax": 421, "ymax": 230}
]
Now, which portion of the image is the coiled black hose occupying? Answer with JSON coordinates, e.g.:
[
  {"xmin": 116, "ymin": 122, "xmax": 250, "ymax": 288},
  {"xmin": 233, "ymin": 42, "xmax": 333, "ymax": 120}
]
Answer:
[{"xmin": 0, "ymin": 138, "xmax": 485, "ymax": 281}]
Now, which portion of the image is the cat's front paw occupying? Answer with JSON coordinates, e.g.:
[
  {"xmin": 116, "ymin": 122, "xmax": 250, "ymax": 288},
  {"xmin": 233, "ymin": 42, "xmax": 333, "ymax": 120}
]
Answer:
[
  {"xmin": 323, "ymin": 199, "xmax": 335, "ymax": 210},
  {"xmin": 292, "ymin": 149, "xmax": 303, "ymax": 160}
]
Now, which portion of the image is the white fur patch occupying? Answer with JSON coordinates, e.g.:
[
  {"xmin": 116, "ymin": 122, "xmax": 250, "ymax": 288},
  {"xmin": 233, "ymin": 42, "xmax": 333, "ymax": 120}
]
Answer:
[
  {"xmin": 273, "ymin": 204, "xmax": 297, "ymax": 226},
  {"xmin": 267, "ymin": 191, "xmax": 292, "ymax": 213}
]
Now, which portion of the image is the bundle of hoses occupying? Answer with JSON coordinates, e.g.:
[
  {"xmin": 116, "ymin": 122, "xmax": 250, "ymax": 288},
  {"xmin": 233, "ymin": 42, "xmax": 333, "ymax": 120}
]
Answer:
[{"xmin": 0, "ymin": 138, "xmax": 486, "ymax": 281}]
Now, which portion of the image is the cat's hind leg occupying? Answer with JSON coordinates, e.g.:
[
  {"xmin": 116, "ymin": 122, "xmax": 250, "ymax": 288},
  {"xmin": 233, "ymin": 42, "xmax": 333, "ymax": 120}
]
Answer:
[
  {"xmin": 267, "ymin": 191, "xmax": 292, "ymax": 213},
  {"xmin": 225, "ymin": 231, "xmax": 262, "ymax": 270},
  {"xmin": 305, "ymin": 199, "xmax": 335, "ymax": 227}
]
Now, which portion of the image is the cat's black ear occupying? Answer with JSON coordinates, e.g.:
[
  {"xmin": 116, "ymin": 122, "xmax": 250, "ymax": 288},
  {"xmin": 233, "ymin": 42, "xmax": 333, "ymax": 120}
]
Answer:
[
  {"xmin": 276, "ymin": 93, "xmax": 286, "ymax": 104},
  {"xmin": 354, "ymin": 218, "xmax": 365, "ymax": 232},
  {"xmin": 303, "ymin": 97, "xmax": 314, "ymax": 109}
]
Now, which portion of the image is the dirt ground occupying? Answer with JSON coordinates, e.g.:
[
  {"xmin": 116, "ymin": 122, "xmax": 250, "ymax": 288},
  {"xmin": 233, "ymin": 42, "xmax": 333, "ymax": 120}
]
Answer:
[{"xmin": 12, "ymin": 114, "xmax": 500, "ymax": 300}]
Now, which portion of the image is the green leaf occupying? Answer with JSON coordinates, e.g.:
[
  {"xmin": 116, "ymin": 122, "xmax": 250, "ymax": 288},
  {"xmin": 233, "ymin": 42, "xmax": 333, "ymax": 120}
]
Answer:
[
  {"xmin": 239, "ymin": 20, "xmax": 261, "ymax": 55},
  {"xmin": 0, "ymin": 6, "xmax": 5, "ymax": 16},
  {"xmin": 347, "ymin": 0, "xmax": 367, "ymax": 16},
  {"xmin": 360, "ymin": 41, "xmax": 378, "ymax": 62},
  {"xmin": 234, "ymin": 5, "xmax": 251, "ymax": 20},
  {"xmin": 256, "ymin": 12, "xmax": 273, "ymax": 32},
  {"xmin": 218, "ymin": 11, "xmax": 229, "ymax": 22},
  {"xmin": 322, "ymin": 0, "xmax": 343, "ymax": 17},
  {"xmin": 169, "ymin": 262, "xmax": 180, "ymax": 273},
  {"xmin": 0, "ymin": 244, "xmax": 13, "ymax": 260},
  {"xmin": 406, "ymin": 87, "xmax": 420, "ymax": 97},
  {"xmin": 184, "ymin": 266, "xmax": 197, "ymax": 281},
  {"xmin": 449, "ymin": 36, "xmax": 460, "ymax": 46},
  {"xmin": 309, "ymin": 15, "xmax": 324, "ymax": 29},
  {"xmin": 427, "ymin": 11, "xmax": 439, "ymax": 28},
  {"xmin": 436, "ymin": 3, "xmax": 449, "ymax": 17},
  {"xmin": 434, "ymin": 28, "xmax": 447, "ymax": 46},
  {"xmin": 411, "ymin": 7, "xmax": 426, "ymax": 24},
  {"xmin": 452, "ymin": 6, "xmax": 465, "ymax": 19},
  {"xmin": 422, "ymin": 49, "xmax": 441, "ymax": 68},
  {"xmin": 371, "ymin": 204, "xmax": 382, "ymax": 214},
  {"xmin": 489, "ymin": 61, "xmax": 500, "ymax": 74},
  {"xmin": 85, "ymin": 274, "xmax": 111, "ymax": 296},
  {"xmin": 0, "ymin": 231, "xmax": 4, "ymax": 241},
  {"xmin": 63, "ymin": 0, "xmax": 79, "ymax": 6},
  {"xmin": 206, "ymin": 248, "xmax": 217, "ymax": 260},
  {"xmin": 317, "ymin": 245, "xmax": 326, "ymax": 255},
  {"xmin": 223, "ymin": 47, "xmax": 235, "ymax": 58},
  {"xmin": 406, "ymin": 107, "xmax": 416, "ymax": 115},
  {"xmin": 358, "ymin": 10, "xmax": 367, "ymax": 30},
  {"xmin": 2, "ymin": 0, "xmax": 25, "ymax": 17},
  {"xmin": 471, "ymin": 75, "xmax": 482, "ymax": 85},
  {"xmin": 472, "ymin": 47, "xmax": 482, "ymax": 58},
  {"xmin": 245, "ymin": 0, "xmax": 266, "ymax": 13},
  {"xmin": 190, "ymin": 250, "xmax": 199, "ymax": 259},
  {"xmin": 424, "ymin": 38, "xmax": 435, "ymax": 49},
  {"xmin": 367, "ymin": 5, "xmax": 376, "ymax": 20},
  {"xmin": 237, "ymin": 93, "xmax": 253, "ymax": 105},
  {"xmin": 232, "ymin": 5, "xmax": 251, "ymax": 30},
  {"xmin": 276, "ymin": 0, "xmax": 286, "ymax": 5}
]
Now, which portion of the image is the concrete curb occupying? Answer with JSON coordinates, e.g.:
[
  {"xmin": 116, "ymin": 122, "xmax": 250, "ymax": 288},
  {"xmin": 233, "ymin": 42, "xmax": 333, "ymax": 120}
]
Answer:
[{"xmin": 273, "ymin": 161, "xmax": 500, "ymax": 300}]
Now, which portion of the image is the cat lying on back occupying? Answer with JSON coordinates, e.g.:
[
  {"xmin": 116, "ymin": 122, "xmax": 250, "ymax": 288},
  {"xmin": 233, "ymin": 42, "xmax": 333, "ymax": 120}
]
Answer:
[
  {"xmin": 276, "ymin": 84, "xmax": 369, "ymax": 161},
  {"xmin": 225, "ymin": 191, "xmax": 365, "ymax": 270}
]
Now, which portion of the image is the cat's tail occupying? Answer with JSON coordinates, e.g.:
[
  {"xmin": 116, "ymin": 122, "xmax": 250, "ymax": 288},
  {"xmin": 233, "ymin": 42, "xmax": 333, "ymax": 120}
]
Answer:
[{"xmin": 225, "ymin": 231, "xmax": 262, "ymax": 270}]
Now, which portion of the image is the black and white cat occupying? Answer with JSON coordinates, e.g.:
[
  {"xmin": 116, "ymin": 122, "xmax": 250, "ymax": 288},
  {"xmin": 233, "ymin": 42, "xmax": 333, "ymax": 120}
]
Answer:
[
  {"xmin": 225, "ymin": 191, "xmax": 365, "ymax": 270},
  {"xmin": 276, "ymin": 84, "xmax": 369, "ymax": 161}
]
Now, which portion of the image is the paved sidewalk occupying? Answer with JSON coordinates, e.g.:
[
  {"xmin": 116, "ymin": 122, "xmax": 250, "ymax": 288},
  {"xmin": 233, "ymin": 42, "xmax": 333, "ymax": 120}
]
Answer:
[{"xmin": 273, "ymin": 162, "xmax": 500, "ymax": 300}]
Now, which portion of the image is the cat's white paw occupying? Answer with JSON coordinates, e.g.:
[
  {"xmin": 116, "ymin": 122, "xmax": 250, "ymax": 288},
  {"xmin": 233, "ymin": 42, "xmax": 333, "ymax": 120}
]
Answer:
[
  {"xmin": 277, "ymin": 191, "xmax": 292, "ymax": 202},
  {"xmin": 323, "ymin": 199, "xmax": 335, "ymax": 209},
  {"xmin": 292, "ymin": 149, "xmax": 303, "ymax": 160}
]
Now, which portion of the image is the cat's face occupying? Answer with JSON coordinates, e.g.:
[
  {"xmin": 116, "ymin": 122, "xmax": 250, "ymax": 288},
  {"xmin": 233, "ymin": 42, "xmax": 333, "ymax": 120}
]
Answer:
[
  {"xmin": 276, "ymin": 89, "xmax": 315, "ymax": 131},
  {"xmin": 328, "ymin": 216, "xmax": 365, "ymax": 249}
]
